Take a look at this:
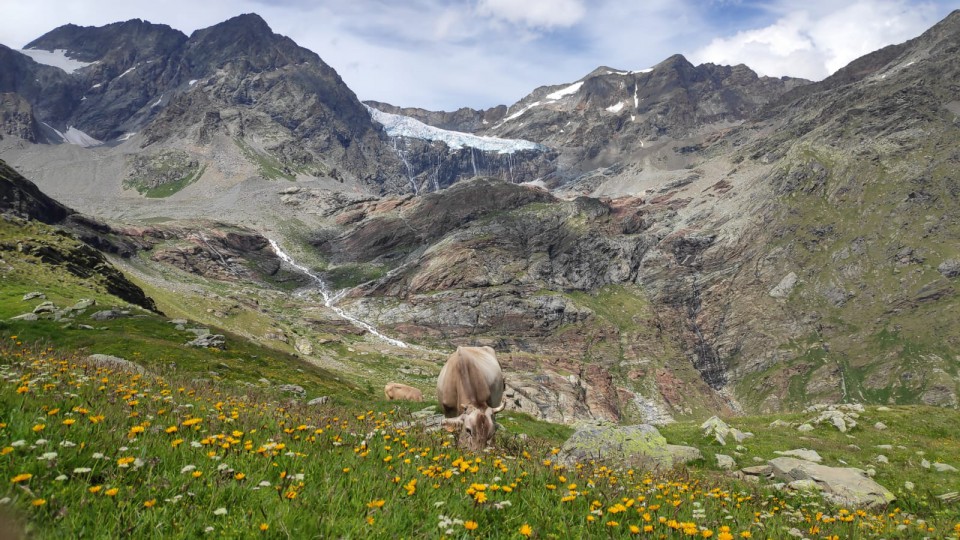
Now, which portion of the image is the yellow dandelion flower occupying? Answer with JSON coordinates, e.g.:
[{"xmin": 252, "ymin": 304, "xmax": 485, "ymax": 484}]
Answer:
[
  {"xmin": 235, "ymin": 473, "xmax": 246, "ymax": 480},
  {"xmin": 366, "ymin": 516, "xmax": 375, "ymax": 525},
  {"xmin": 0, "ymin": 447, "xmax": 13, "ymax": 456},
  {"xmin": 144, "ymin": 499, "xmax": 156, "ymax": 508},
  {"xmin": 165, "ymin": 426, "xmax": 178, "ymax": 434},
  {"xmin": 105, "ymin": 488, "xmax": 119, "ymax": 497},
  {"xmin": 607, "ymin": 521, "xmax": 620, "ymax": 527},
  {"xmin": 10, "ymin": 473, "xmax": 32, "ymax": 483},
  {"xmin": 464, "ymin": 520, "xmax": 478, "ymax": 531},
  {"xmin": 32, "ymin": 498, "xmax": 46, "ymax": 507},
  {"xmin": 47, "ymin": 408, "xmax": 60, "ymax": 416},
  {"xmin": 259, "ymin": 523, "xmax": 269, "ymax": 531},
  {"xmin": 629, "ymin": 525, "xmax": 640, "ymax": 534},
  {"xmin": 32, "ymin": 424, "xmax": 45, "ymax": 432},
  {"xmin": 89, "ymin": 485, "xmax": 103, "ymax": 494},
  {"xmin": 62, "ymin": 419, "xmax": 76, "ymax": 426},
  {"xmin": 192, "ymin": 471, "xmax": 203, "ymax": 478},
  {"xmin": 367, "ymin": 499, "xmax": 386, "ymax": 509},
  {"xmin": 16, "ymin": 386, "xmax": 29, "ymax": 394},
  {"xmin": 117, "ymin": 457, "xmax": 135, "ymax": 467},
  {"xmin": 739, "ymin": 532, "xmax": 751, "ymax": 539},
  {"xmin": 171, "ymin": 439, "xmax": 184, "ymax": 448},
  {"xmin": 519, "ymin": 523, "xmax": 533, "ymax": 537},
  {"xmin": 284, "ymin": 491, "xmax": 297, "ymax": 499}
]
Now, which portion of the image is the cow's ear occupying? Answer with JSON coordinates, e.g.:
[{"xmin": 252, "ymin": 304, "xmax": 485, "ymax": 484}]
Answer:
[
  {"xmin": 459, "ymin": 403, "xmax": 470, "ymax": 413},
  {"xmin": 442, "ymin": 417, "xmax": 463, "ymax": 432}
]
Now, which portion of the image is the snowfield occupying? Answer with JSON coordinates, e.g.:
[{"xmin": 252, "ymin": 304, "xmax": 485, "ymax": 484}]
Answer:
[
  {"xmin": 19, "ymin": 49, "xmax": 94, "ymax": 74},
  {"xmin": 366, "ymin": 105, "xmax": 545, "ymax": 154}
]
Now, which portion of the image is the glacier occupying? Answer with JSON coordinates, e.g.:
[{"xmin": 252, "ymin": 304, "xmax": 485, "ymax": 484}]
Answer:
[{"xmin": 366, "ymin": 105, "xmax": 545, "ymax": 154}]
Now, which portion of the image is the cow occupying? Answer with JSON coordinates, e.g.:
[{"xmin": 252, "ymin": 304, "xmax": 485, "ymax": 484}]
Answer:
[
  {"xmin": 436, "ymin": 346, "xmax": 506, "ymax": 452},
  {"xmin": 384, "ymin": 382, "xmax": 424, "ymax": 402}
]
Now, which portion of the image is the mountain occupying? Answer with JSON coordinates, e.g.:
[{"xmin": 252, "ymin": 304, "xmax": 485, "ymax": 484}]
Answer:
[{"xmin": 0, "ymin": 11, "xmax": 958, "ymax": 424}]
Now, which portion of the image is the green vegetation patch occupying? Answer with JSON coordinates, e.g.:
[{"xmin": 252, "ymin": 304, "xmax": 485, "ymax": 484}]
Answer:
[{"xmin": 124, "ymin": 150, "xmax": 203, "ymax": 198}]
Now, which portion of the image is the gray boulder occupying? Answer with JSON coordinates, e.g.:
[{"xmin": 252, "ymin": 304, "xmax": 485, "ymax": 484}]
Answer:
[
  {"xmin": 10, "ymin": 313, "xmax": 38, "ymax": 321},
  {"xmin": 33, "ymin": 301, "xmax": 57, "ymax": 314},
  {"xmin": 307, "ymin": 396, "xmax": 330, "ymax": 406},
  {"xmin": 938, "ymin": 259, "xmax": 960, "ymax": 278},
  {"xmin": 933, "ymin": 462, "xmax": 958, "ymax": 473},
  {"xmin": 559, "ymin": 422, "xmax": 673, "ymax": 470},
  {"xmin": 87, "ymin": 354, "xmax": 148, "ymax": 375},
  {"xmin": 90, "ymin": 310, "xmax": 125, "ymax": 321},
  {"xmin": 66, "ymin": 299, "xmax": 95, "ymax": 312},
  {"xmin": 768, "ymin": 457, "xmax": 895, "ymax": 508},
  {"xmin": 22, "ymin": 292, "xmax": 45, "ymax": 301},
  {"xmin": 716, "ymin": 454, "xmax": 736, "ymax": 470},
  {"xmin": 186, "ymin": 334, "xmax": 226, "ymax": 349},
  {"xmin": 769, "ymin": 272, "xmax": 798, "ymax": 298},
  {"xmin": 279, "ymin": 384, "xmax": 306, "ymax": 397},
  {"xmin": 774, "ymin": 449, "xmax": 823, "ymax": 463},
  {"xmin": 666, "ymin": 444, "xmax": 703, "ymax": 466}
]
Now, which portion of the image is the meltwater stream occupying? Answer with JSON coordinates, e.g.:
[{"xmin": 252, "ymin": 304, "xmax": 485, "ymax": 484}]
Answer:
[{"xmin": 268, "ymin": 239, "xmax": 408, "ymax": 348}]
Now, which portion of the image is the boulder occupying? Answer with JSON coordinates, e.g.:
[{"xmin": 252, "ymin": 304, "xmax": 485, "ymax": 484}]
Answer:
[
  {"xmin": 66, "ymin": 299, "xmax": 95, "ymax": 312},
  {"xmin": 797, "ymin": 423, "xmax": 815, "ymax": 432},
  {"xmin": 186, "ymin": 334, "xmax": 226, "ymax": 349},
  {"xmin": 769, "ymin": 272, "xmax": 798, "ymax": 298},
  {"xmin": 769, "ymin": 419, "xmax": 791, "ymax": 428},
  {"xmin": 700, "ymin": 416, "xmax": 752, "ymax": 446},
  {"xmin": 938, "ymin": 259, "xmax": 960, "ymax": 278},
  {"xmin": 768, "ymin": 457, "xmax": 895, "ymax": 509},
  {"xmin": 933, "ymin": 462, "xmax": 958, "ymax": 473},
  {"xmin": 559, "ymin": 422, "xmax": 673, "ymax": 471},
  {"xmin": 716, "ymin": 454, "xmax": 736, "ymax": 470},
  {"xmin": 90, "ymin": 310, "xmax": 125, "ymax": 321},
  {"xmin": 295, "ymin": 337, "xmax": 313, "ymax": 356},
  {"xmin": 10, "ymin": 313, "xmax": 38, "ymax": 321},
  {"xmin": 22, "ymin": 292, "xmax": 45, "ymax": 301},
  {"xmin": 33, "ymin": 301, "xmax": 57, "ymax": 314},
  {"xmin": 307, "ymin": 396, "xmax": 330, "ymax": 406},
  {"xmin": 279, "ymin": 384, "xmax": 306, "ymax": 397},
  {"xmin": 741, "ymin": 465, "xmax": 773, "ymax": 476},
  {"xmin": 87, "ymin": 354, "xmax": 148, "ymax": 375},
  {"xmin": 874, "ymin": 422, "xmax": 887, "ymax": 430},
  {"xmin": 774, "ymin": 449, "xmax": 822, "ymax": 463},
  {"xmin": 666, "ymin": 444, "xmax": 703, "ymax": 466}
]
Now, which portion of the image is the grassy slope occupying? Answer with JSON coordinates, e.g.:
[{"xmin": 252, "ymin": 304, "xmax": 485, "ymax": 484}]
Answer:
[{"xmin": 3, "ymin": 347, "xmax": 959, "ymax": 539}]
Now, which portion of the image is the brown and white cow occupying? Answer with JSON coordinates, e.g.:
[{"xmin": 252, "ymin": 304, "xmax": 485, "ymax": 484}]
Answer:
[
  {"xmin": 384, "ymin": 382, "xmax": 424, "ymax": 402},
  {"xmin": 437, "ymin": 346, "xmax": 506, "ymax": 451}
]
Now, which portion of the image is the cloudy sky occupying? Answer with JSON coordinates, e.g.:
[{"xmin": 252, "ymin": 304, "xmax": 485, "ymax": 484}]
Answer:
[{"xmin": 1, "ymin": 0, "xmax": 955, "ymax": 110}]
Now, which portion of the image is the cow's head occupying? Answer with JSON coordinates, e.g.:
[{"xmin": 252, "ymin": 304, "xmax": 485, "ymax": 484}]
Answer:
[{"xmin": 443, "ymin": 402, "xmax": 506, "ymax": 452}]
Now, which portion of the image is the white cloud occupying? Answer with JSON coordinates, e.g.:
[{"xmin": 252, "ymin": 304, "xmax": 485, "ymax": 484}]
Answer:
[
  {"xmin": 690, "ymin": 0, "xmax": 944, "ymax": 80},
  {"xmin": 476, "ymin": 0, "xmax": 586, "ymax": 29}
]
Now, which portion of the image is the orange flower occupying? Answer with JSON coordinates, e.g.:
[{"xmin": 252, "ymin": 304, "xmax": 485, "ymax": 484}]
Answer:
[
  {"xmin": 464, "ymin": 521, "xmax": 478, "ymax": 531},
  {"xmin": 144, "ymin": 499, "xmax": 157, "ymax": 508},
  {"xmin": 10, "ymin": 473, "xmax": 32, "ymax": 483},
  {"xmin": 519, "ymin": 524, "xmax": 533, "ymax": 537}
]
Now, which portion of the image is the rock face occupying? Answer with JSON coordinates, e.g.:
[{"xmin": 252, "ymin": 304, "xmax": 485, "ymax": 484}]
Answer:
[{"xmin": 768, "ymin": 457, "xmax": 896, "ymax": 509}]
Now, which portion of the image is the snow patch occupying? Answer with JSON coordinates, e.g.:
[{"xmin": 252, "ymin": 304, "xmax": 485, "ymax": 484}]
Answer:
[
  {"xmin": 19, "ymin": 49, "xmax": 94, "ymax": 74},
  {"xmin": 545, "ymin": 81, "xmax": 583, "ymax": 100},
  {"xmin": 117, "ymin": 66, "xmax": 136, "ymax": 79},
  {"xmin": 366, "ymin": 105, "xmax": 545, "ymax": 155},
  {"xmin": 496, "ymin": 101, "xmax": 541, "ymax": 126},
  {"xmin": 606, "ymin": 101, "xmax": 625, "ymax": 113},
  {"xmin": 116, "ymin": 132, "xmax": 137, "ymax": 142},
  {"xmin": 150, "ymin": 94, "xmax": 163, "ymax": 108},
  {"xmin": 42, "ymin": 122, "xmax": 102, "ymax": 147},
  {"xmin": 188, "ymin": 79, "xmax": 198, "ymax": 86},
  {"xmin": 91, "ymin": 83, "xmax": 102, "ymax": 89}
]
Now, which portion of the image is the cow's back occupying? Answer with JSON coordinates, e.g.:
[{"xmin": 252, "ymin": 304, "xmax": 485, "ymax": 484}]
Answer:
[{"xmin": 437, "ymin": 346, "xmax": 504, "ymax": 417}]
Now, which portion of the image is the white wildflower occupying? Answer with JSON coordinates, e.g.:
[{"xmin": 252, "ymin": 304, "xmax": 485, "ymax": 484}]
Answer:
[
  {"xmin": 181, "ymin": 465, "xmax": 197, "ymax": 474},
  {"xmin": 213, "ymin": 508, "xmax": 227, "ymax": 516},
  {"xmin": 190, "ymin": 441, "xmax": 202, "ymax": 448},
  {"xmin": 59, "ymin": 440, "xmax": 77, "ymax": 447},
  {"xmin": 34, "ymin": 439, "xmax": 48, "ymax": 445},
  {"xmin": 55, "ymin": 474, "xmax": 68, "ymax": 481},
  {"xmin": 92, "ymin": 452, "xmax": 105, "ymax": 459},
  {"xmin": 38, "ymin": 451, "xmax": 58, "ymax": 461},
  {"xmin": 73, "ymin": 467, "xmax": 92, "ymax": 474},
  {"xmin": 216, "ymin": 463, "xmax": 229, "ymax": 471},
  {"xmin": 258, "ymin": 481, "xmax": 271, "ymax": 487},
  {"xmin": 11, "ymin": 440, "xmax": 25, "ymax": 448}
]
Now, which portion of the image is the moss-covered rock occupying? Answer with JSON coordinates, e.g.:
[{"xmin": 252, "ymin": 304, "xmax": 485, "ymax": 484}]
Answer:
[{"xmin": 559, "ymin": 421, "xmax": 674, "ymax": 471}]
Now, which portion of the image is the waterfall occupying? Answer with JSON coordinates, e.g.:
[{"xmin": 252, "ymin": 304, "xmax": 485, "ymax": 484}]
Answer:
[
  {"xmin": 268, "ymin": 239, "xmax": 408, "ymax": 348},
  {"xmin": 392, "ymin": 138, "xmax": 418, "ymax": 195},
  {"xmin": 470, "ymin": 148, "xmax": 478, "ymax": 177}
]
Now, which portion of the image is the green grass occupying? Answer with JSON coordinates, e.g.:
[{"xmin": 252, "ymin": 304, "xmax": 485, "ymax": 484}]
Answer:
[
  {"xmin": 3, "ymin": 346, "xmax": 958, "ymax": 539},
  {"xmin": 234, "ymin": 139, "xmax": 296, "ymax": 181},
  {"xmin": 139, "ymin": 166, "xmax": 206, "ymax": 198},
  {"xmin": 659, "ymin": 407, "xmax": 960, "ymax": 524}
]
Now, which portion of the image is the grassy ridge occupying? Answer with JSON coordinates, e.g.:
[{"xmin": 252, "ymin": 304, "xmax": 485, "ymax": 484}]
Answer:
[{"xmin": 2, "ymin": 344, "xmax": 959, "ymax": 538}]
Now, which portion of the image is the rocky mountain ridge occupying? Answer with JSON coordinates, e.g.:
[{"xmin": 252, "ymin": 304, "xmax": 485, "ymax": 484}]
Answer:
[{"xmin": 0, "ymin": 10, "xmax": 958, "ymax": 424}]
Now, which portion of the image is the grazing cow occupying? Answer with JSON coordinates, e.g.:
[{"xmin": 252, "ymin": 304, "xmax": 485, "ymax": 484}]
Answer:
[
  {"xmin": 384, "ymin": 382, "xmax": 424, "ymax": 402},
  {"xmin": 437, "ymin": 346, "xmax": 506, "ymax": 451}
]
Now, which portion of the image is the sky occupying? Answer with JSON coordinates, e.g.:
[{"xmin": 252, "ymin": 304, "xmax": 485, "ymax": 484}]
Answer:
[{"xmin": 0, "ymin": 0, "xmax": 956, "ymax": 111}]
